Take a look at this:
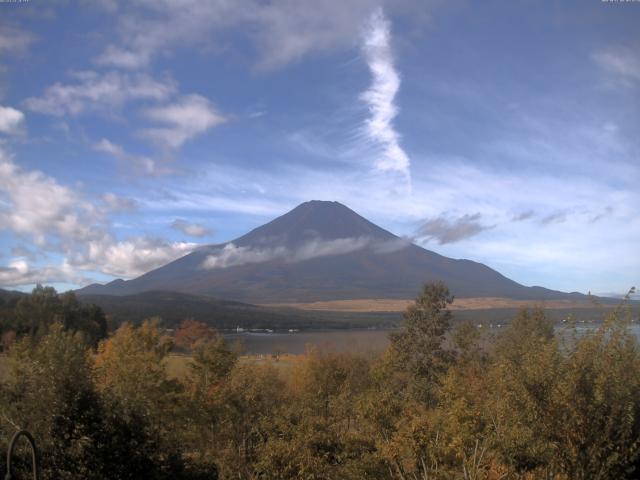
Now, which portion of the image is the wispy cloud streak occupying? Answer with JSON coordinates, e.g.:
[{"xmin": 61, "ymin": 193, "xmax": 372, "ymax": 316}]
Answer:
[
  {"xmin": 360, "ymin": 8, "xmax": 410, "ymax": 181},
  {"xmin": 201, "ymin": 235, "xmax": 409, "ymax": 270}
]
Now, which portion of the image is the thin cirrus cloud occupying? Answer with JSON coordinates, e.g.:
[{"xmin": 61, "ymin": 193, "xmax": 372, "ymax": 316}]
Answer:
[
  {"xmin": 359, "ymin": 8, "xmax": 411, "ymax": 180},
  {"xmin": 171, "ymin": 219, "xmax": 211, "ymax": 238},
  {"xmin": 92, "ymin": 1, "xmax": 388, "ymax": 72},
  {"xmin": 93, "ymin": 138, "xmax": 171, "ymax": 177},
  {"xmin": 416, "ymin": 213, "xmax": 494, "ymax": 245},
  {"xmin": 593, "ymin": 45, "xmax": 640, "ymax": 85},
  {"xmin": 0, "ymin": 25, "xmax": 34, "ymax": 54}
]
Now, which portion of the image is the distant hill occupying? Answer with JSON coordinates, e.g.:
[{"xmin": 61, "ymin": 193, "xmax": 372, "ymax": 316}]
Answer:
[
  {"xmin": 78, "ymin": 290, "xmax": 400, "ymax": 330},
  {"xmin": 0, "ymin": 288, "xmax": 26, "ymax": 305},
  {"xmin": 77, "ymin": 200, "xmax": 588, "ymax": 303}
]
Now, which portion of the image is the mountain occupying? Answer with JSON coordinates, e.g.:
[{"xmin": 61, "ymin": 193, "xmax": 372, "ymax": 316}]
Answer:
[
  {"xmin": 0, "ymin": 288, "xmax": 26, "ymax": 304},
  {"xmin": 77, "ymin": 200, "xmax": 584, "ymax": 303}
]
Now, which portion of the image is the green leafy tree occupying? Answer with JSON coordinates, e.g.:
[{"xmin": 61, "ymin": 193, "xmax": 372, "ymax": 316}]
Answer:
[
  {"xmin": 0, "ymin": 324, "xmax": 111, "ymax": 479},
  {"xmin": 551, "ymin": 306, "xmax": 640, "ymax": 478},
  {"xmin": 388, "ymin": 281, "xmax": 455, "ymax": 405},
  {"xmin": 5, "ymin": 285, "xmax": 106, "ymax": 345}
]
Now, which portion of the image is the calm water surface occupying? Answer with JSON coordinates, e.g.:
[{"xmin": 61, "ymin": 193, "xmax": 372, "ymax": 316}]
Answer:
[{"xmin": 223, "ymin": 323, "xmax": 640, "ymax": 355}]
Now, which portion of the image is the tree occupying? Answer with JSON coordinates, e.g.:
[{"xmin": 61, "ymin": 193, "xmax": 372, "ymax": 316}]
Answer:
[
  {"xmin": 14, "ymin": 284, "xmax": 61, "ymax": 336},
  {"xmin": 488, "ymin": 308, "xmax": 562, "ymax": 476},
  {"xmin": 189, "ymin": 336, "xmax": 237, "ymax": 393},
  {"xmin": 0, "ymin": 324, "xmax": 106, "ymax": 479},
  {"xmin": 388, "ymin": 281, "xmax": 455, "ymax": 405},
  {"xmin": 174, "ymin": 319, "xmax": 218, "ymax": 351},
  {"xmin": 93, "ymin": 319, "xmax": 186, "ymax": 477},
  {"xmin": 6, "ymin": 285, "xmax": 106, "ymax": 345},
  {"xmin": 255, "ymin": 348, "xmax": 383, "ymax": 479},
  {"xmin": 551, "ymin": 306, "xmax": 640, "ymax": 478},
  {"xmin": 213, "ymin": 363, "xmax": 286, "ymax": 479}
]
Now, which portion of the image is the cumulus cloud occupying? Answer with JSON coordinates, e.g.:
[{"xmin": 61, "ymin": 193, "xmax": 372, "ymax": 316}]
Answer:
[
  {"xmin": 201, "ymin": 235, "xmax": 406, "ymax": 270},
  {"xmin": 71, "ymin": 236, "xmax": 197, "ymax": 278},
  {"xmin": 24, "ymin": 71, "xmax": 176, "ymax": 116},
  {"xmin": 416, "ymin": 213, "xmax": 493, "ymax": 245},
  {"xmin": 0, "ymin": 105, "xmax": 25, "ymax": 134},
  {"xmin": 593, "ymin": 46, "xmax": 640, "ymax": 86},
  {"xmin": 171, "ymin": 219, "xmax": 211, "ymax": 237},
  {"xmin": 359, "ymin": 8, "xmax": 410, "ymax": 179},
  {"xmin": 96, "ymin": 44, "xmax": 152, "ymax": 70},
  {"xmin": 139, "ymin": 94, "xmax": 226, "ymax": 149},
  {"xmin": 0, "ymin": 150, "xmax": 99, "ymax": 246},
  {"xmin": 0, "ymin": 147, "xmax": 199, "ymax": 285},
  {"xmin": 0, "ymin": 259, "xmax": 88, "ymax": 288}
]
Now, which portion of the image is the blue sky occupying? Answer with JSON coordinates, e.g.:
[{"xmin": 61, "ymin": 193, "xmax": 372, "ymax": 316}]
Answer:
[{"xmin": 0, "ymin": 0, "xmax": 638, "ymax": 297}]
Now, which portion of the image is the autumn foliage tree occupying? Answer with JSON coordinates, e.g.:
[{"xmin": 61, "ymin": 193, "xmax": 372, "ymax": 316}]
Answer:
[{"xmin": 0, "ymin": 282, "xmax": 639, "ymax": 479}]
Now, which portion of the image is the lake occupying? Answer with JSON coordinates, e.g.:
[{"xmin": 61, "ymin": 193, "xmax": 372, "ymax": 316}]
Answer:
[{"xmin": 223, "ymin": 323, "xmax": 640, "ymax": 355}]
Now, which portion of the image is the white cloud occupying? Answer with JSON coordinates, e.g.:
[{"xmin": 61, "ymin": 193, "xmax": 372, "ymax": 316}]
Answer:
[
  {"xmin": 0, "ymin": 147, "xmax": 200, "ymax": 285},
  {"xmin": 102, "ymin": 192, "xmax": 137, "ymax": 212},
  {"xmin": 359, "ymin": 8, "xmax": 410, "ymax": 179},
  {"xmin": 293, "ymin": 236, "xmax": 372, "ymax": 261},
  {"xmin": 0, "ymin": 259, "xmax": 88, "ymax": 288},
  {"xmin": 94, "ymin": 138, "xmax": 170, "ymax": 176},
  {"xmin": 139, "ymin": 94, "xmax": 226, "ymax": 148},
  {"xmin": 171, "ymin": 219, "xmax": 211, "ymax": 237},
  {"xmin": 247, "ymin": 0, "xmax": 380, "ymax": 71},
  {"xmin": 202, "ymin": 236, "xmax": 392, "ymax": 269},
  {"xmin": 0, "ymin": 150, "xmax": 98, "ymax": 246},
  {"xmin": 202, "ymin": 243, "xmax": 287, "ymax": 269},
  {"xmin": 593, "ymin": 46, "xmax": 640, "ymax": 85},
  {"xmin": 96, "ymin": 45, "xmax": 151, "ymax": 70},
  {"xmin": 0, "ymin": 25, "xmax": 34, "ymax": 55},
  {"xmin": 0, "ymin": 105, "xmax": 24, "ymax": 134},
  {"xmin": 92, "ymin": 0, "xmax": 384, "ymax": 71},
  {"xmin": 72, "ymin": 236, "xmax": 197, "ymax": 278},
  {"xmin": 24, "ymin": 71, "xmax": 176, "ymax": 116}
]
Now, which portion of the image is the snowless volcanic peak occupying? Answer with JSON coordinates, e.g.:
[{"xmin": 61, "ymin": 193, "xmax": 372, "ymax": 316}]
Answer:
[
  {"xmin": 76, "ymin": 201, "xmax": 583, "ymax": 303},
  {"xmin": 232, "ymin": 200, "xmax": 397, "ymax": 248}
]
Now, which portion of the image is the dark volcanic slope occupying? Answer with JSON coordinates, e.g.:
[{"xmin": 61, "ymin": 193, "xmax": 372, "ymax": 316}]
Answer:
[
  {"xmin": 78, "ymin": 290, "xmax": 401, "ymax": 330},
  {"xmin": 77, "ymin": 201, "xmax": 583, "ymax": 303}
]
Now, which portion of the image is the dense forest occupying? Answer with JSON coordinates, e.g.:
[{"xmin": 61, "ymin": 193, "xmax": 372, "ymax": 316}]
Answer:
[{"xmin": 1, "ymin": 283, "xmax": 639, "ymax": 479}]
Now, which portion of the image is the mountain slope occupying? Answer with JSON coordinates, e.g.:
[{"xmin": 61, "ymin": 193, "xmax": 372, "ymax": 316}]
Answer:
[
  {"xmin": 77, "ymin": 201, "xmax": 583, "ymax": 302},
  {"xmin": 78, "ymin": 290, "xmax": 397, "ymax": 330}
]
